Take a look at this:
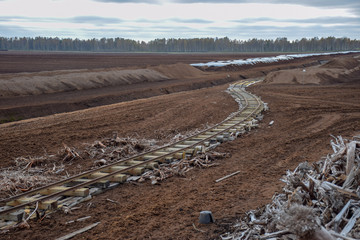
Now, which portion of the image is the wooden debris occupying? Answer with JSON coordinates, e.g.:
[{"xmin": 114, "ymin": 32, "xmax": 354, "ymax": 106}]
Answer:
[
  {"xmin": 106, "ymin": 198, "xmax": 120, "ymax": 204},
  {"xmin": 16, "ymin": 220, "xmax": 30, "ymax": 229},
  {"xmin": 222, "ymin": 136, "xmax": 360, "ymax": 240},
  {"xmin": 138, "ymin": 151, "xmax": 226, "ymax": 183},
  {"xmin": 62, "ymin": 144, "xmax": 81, "ymax": 162},
  {"xmin": 56, "ymin": 222, "xmax": 100, "ymax": 240},
  {"xmin": 85, "ymin": 136, "xmax": 158, "ymax": 162},
  {"xmin": 25, "ymin": 201, "xmax": 38, "ymax": 221},
  {"xmin": 0, "ymin": 209, "xmax": 24, "ymax": 222},
  {"xmin": 260, "ymin": 230, "xmax": 291, "ymax": 239},
  {"xmin": 192, "ymin": 223, "xmax": 205, "ymax": 233},
  {"xmin": 65, "ymin": 216, "xmax": 91, "ymax": 225},
  {"xmin": 215, "ymin": 170, "xmax": 240, "ymax": 183},
  {"xmin": 346, "ymin": 141, "xmax": 356, "ymax": 175},
  {"xmin": 93, "ymin": 159, "xmax": 107, "ymax": 167}
]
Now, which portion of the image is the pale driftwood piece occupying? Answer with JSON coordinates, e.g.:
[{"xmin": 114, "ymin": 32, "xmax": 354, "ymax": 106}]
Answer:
[
  {"xmin": 343, "ymin": 166, "xmax": 358, "ymax": 189},
  {"xmin": 331, "ymin": 135, "xmax": 343, "ymax": 151},
  {"xmin": 56, "ymin": 222, "xmax": 100, "ymax": 240},
  {"xmin": 259, "ymin": 229, "xmax": 291, "ymax": 239},
  {"xmin": 307, "ymin": 174, "xmax": 331, "ymax": 191},
  {"xmin": 249, "ymin": 211, "xmax": 267, "ymax": 225},
  {"xmin": 25, "ymin": 201, "xmax": 38, "ymax": 221},
  {"xmin": 321, "ymin": 157, "xmax": 331, "ymax": 175},
  {"xmin": 244, "ymin": 230, "xmax": 253, "ymax": 240},
  {"xmin": 322, "ymin": 181, "xmax": 359, "ymax": 199},
  {"xmin": 65, "ymin": 216, "xmax": 92, "ymax": 225},
  {"xmin": 329, "ymin": 230, "xmax": 358, "ymax": 240},
  {"xmin": 340, "ymin": 208, "xmax": 360, "ymax": 236},
  {"xmin": 311, "ymin": 227, "xmax": 335, "ymax": 240},
  {"xmin": 106, "ymin": 198, "xmax": 120, "ymax": 204},
  {"xmin": 192, "ymin": 223, "xmax": 205, "ymax": 233},
  {"xmin": 215, "ymin": 170, "xmax": 241, "ymax": 183},
  {"xmin": 346, "ymin": 142, "xmax": 356, "ymax": 175},
  {"xmin": 68, "ymin": 195, "xmax": 92, "ymax": 208},
  {"xmin": 325, "ymin": 199, "xmax": 352, "ymax": 229},
  {"xmin": 330, "ymin": 146, "xmax": 346, "ymax": 162},
  {"xmin": 331, "ymin": 139, "xmax": 338, "ymax": 153},
  {"xmin": 229, "ymin": 229, "xmax": 249, "ymax": 240},
  {"xmin": 338, "ymin": 136, "xmax": 345, "ymax": 147}
]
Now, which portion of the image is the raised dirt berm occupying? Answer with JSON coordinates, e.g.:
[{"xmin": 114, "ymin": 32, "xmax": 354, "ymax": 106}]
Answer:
[
  {"xmin": 263, "ymin": 56, "xmax": 360, "ymax": 85},
  {"xmin": 0, "ymin": 63, "xmax": 206, "ymax": 97},
  {"xmin": 150, "ymin": 62, "xmax": 208, "ymax": 80}
]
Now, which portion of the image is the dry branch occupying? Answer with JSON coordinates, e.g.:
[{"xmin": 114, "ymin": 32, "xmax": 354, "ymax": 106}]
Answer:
[
  {"xmin": 215, "ymin": 171, "xmax": 241, "ymax": 183},
  {"xmin": 346, "ymin": 141, "xmax": 356, "ymax": 175},
  {"xmin": 62, "ymin": 143, "xmax": 82, "ymax": 162}
]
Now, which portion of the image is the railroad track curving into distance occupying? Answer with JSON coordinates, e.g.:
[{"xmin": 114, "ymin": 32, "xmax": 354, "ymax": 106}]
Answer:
[{"xmin": 0, "ymin": 78, "xmax": 265, "ymax": 226}]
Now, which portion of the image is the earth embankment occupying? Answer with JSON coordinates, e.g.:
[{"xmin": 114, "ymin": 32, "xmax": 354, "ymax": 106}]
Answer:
[{"xmin": 264, "ymin": 56, "xmax": 360, "ymax": 85}]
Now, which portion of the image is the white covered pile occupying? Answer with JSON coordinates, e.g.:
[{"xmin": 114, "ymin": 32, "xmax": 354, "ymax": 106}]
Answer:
[{"xmin": 191, "ymin": 51, "xmax": 360, "ymax": 67}]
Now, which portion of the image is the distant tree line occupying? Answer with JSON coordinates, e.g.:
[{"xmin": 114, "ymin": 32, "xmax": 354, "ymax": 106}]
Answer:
[{"xmin": 0, "ymin": 36, "xmax": 359, "ymax": 52}]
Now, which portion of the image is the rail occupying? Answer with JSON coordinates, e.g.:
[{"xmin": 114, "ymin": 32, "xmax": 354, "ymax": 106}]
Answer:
[{"xmin": 0, "ymin": 79, "xmax": 264, "ymax": 222}]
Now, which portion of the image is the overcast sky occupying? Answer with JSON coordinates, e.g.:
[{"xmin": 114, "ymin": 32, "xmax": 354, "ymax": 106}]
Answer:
[{"xmin": 0, "ymin": 0, "xmax": 359, "ymax": 41}]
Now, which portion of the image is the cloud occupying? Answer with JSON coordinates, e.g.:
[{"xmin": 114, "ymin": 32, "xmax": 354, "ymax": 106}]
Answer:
[
  {"xmin": 170, "ymin": 0, "xmax": 360, "ymax": 16},
  {"xmin": 0, "ymin": 24, "xmax": 34, "ymax": 37},
  {"xmin": 232, "ymin": 16, "xmax": 360, "ymax": 25},
  {"xmin": 0, "ymin": 16, "xmax": 9, "ymax": 22},
  {"xmin": 168, "ymin": 18, "xmax": 213, "ymax": 24},
  {"xmin": 289, "ymin": 16, "xmax": 360, "ymax": 25},
  {"xmin": 91, "ymin": 0, "xmax": 360, "ymax": 16},
  {"xmin": 208, "ymin": 24, "xmax": 360, "ymax": 40},
  {"xmin": 0, "ymin": 16, "xmax": 60, "ymax": 23},
  {"xmin": 268, "ymin": 0, "xmax": 360, "ymax": 15},
  {"xmin": 267, "ymin": 0, "xmax": 359, "ymax": 9},
  {"xmin": 1, "ymin": 19, "xmax": 359, "ymax": 41},
  {"xmin": 71, "ymin": 16, "xmax": 123, "ymax": 25},
  {"xmin": 62, "ymin": 24, "xmax": 205, "ymax": 40},
  {"xmin": 0, "ymin": 15, "xmax": 123, "ymax": 26},
  {"xmin": 75, "ymin": 21, "xmax": 359, "ymax": 41},
  {"xmin": 232, "ymin": 17, "xmax": 276, "ymax": 24},
  {"xmin": 92, "ymin": 0, "xmax": 359, "ymax": 9},
  {"xmin": 93, "ymin": 0, "xmax": 162, "ymax": 3},
  {"xmin": 170, "ymin": 0, "xmax": 358, "ymax": 7},
  {"xmin": 1, "ymin": 0, "xmax": 358, "ymax": 40}
]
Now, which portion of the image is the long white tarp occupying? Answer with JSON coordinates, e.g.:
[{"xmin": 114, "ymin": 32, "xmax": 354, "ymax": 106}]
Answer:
[{"xmin": 190, "ymin": 51, "xmax": 360, "ymax": 67}]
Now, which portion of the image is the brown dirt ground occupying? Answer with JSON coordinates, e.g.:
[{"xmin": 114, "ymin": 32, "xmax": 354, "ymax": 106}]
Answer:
[{"xmin": 1, "ymin": 53, "xmax": 360, "ymax": 240}]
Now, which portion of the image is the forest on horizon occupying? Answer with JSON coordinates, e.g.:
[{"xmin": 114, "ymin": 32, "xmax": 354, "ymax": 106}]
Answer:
[{"xmin": 0, "ymin": 36, "xmax": 359, "ymax": 53}]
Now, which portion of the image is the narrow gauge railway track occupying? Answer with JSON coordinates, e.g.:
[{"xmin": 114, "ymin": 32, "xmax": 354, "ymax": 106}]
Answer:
[{"xmin": 0, "ymin": 79, "xmax": 264, "ymax": 226}]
